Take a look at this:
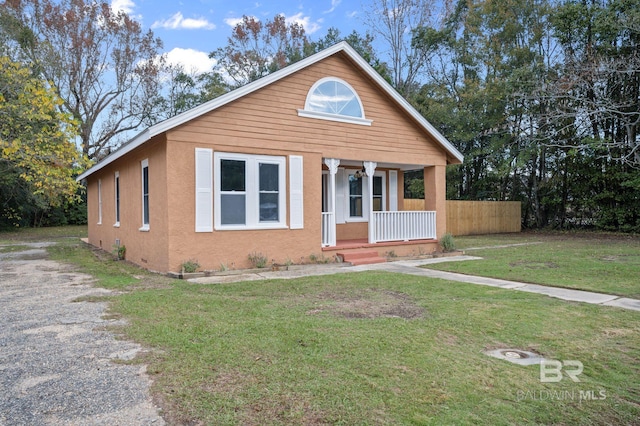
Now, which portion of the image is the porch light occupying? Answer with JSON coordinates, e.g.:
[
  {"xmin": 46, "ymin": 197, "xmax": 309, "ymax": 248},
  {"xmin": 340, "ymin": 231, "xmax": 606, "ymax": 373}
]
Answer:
[{"xmin": 354, "ymin": 163, "xmax": 367, "ymax": 179}]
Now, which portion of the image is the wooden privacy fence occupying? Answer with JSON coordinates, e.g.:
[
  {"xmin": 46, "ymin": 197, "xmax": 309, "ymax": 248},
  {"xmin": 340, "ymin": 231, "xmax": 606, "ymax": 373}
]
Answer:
[{"xmin": 404, "ymin": 200, "xmax": 521, "ymax": 236}]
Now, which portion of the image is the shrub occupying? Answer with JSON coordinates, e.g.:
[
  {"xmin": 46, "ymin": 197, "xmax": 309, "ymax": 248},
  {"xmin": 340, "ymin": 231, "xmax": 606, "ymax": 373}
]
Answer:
[
  {"xmin": 309, "ymin": 253, "xmax": 331, "ymax": 264},
  {"xmin": 180, "ymin": 259, "xmax": 200, "ymax": 273},
  {"xmin": 248, "ymin": 251, "xmax": 268, "ymax": 268},
  {"xmin": 112, "ymin": 244, "xmax": 126, "ymax": 260},
  {"xmin": 440, "ymin": 233, "xmax": 456, "ymax": 252}
]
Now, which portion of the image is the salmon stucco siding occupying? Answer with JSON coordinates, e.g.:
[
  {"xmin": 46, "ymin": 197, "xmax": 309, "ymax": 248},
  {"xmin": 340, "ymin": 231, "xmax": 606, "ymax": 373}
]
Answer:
[{"xmin": 78, "ymin": 42, "xmax": 463, "ymax": 273}]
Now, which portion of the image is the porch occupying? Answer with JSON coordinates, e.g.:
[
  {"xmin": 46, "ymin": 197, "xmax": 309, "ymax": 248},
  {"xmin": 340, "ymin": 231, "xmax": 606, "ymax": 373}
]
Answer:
[{"xmin": 321, "ymin": 158, "xmax": 440, "ymax": 249}]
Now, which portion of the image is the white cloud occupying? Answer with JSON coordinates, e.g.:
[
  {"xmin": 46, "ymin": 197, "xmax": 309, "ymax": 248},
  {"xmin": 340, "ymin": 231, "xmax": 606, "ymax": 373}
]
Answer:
[
  {"xmin": 152, "ymin": 12, "xmax": 216, "ymax": 30},
  {"xmin": 110, "ymin": 0, "xmax": 135, "ymax": 15},
  {"xmin": 164, "ymin": 48, "xmax": 216, "ymax": 75},
  {"xmin": 285, "ymin": 12, "xmax": 322, "ymax": 34},
  {"xmin": 224, "ymin": 16, "xmax": 258, "ymax": 27},
  {"xmin": 324, "ymin": 0, "xmax": 342, "ymax": 14},
  {"xmin": 346, "ymin": 10, "xmax": 358, "ymax": 19}
]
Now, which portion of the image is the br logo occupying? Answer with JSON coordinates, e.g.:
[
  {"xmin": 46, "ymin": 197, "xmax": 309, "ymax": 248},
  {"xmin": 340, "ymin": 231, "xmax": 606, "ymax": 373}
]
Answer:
[{"xmin": 540, "ymin": 360, "xmax": 583, "ymax": 382}]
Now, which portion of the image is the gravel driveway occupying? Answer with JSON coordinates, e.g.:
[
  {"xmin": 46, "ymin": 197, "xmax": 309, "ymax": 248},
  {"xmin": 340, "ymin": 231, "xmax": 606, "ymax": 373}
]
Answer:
[{"xmin": 0, "ymin": 243, "xmax": 164, "ymax": 425}]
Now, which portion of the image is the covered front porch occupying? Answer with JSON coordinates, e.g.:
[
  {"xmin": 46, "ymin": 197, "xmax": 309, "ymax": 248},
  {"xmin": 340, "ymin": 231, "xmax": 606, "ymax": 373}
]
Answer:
[{"xmin": 320, "ymin": 158, "xmax": 445, "ymax": 250}]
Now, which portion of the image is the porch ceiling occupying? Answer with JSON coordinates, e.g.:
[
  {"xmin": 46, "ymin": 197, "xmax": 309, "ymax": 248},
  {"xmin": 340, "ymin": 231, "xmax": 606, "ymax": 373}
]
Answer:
[{"xmin": 333, "ymin": 159, "xmax": 431, "ymax": 171}]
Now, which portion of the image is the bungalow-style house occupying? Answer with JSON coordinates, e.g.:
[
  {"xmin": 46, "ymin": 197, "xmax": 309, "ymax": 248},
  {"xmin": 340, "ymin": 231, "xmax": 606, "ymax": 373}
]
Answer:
[{"xmin": 77, "ymin": 42, "xmax": 463, "ymax": 273}]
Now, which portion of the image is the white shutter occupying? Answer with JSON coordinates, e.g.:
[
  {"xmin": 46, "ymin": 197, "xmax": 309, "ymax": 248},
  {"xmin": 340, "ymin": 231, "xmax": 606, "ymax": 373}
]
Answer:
[
  {"xmin": 289, "ymin": 155, "xmax": 304, "ymax": 229},
  {"xmin": 335, "ymin": 168, "xmax": 346, "ymax": 224},
  {"xmin": 389, "ymin": 170, "xmax": 398, "ymax": 211},
  {"xmin": 195, "ymin": 148, "xmax": 213, "ymax": 232}
]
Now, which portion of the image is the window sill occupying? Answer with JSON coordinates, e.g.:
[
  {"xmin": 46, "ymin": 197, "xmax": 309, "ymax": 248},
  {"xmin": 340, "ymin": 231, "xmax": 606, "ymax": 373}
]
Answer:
[
  {"xmin": 346, "ymin": 217, "xmax": 368, "ymax": 223},
  {"xmin": 139, "ymin": 225, "xmax": 150, "ymax": 232},
  {"xmin": 215, "ymin": 224, "xmax": 289, "ymax": 231},
  {"xmin": 297, "ymin": 109, "xmax": 373, "ymax": 126}
]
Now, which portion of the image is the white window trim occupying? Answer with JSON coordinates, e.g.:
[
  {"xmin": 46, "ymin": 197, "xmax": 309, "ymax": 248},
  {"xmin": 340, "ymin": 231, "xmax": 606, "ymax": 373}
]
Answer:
[
  {"xmin": 345, "ymin": 170, "xmax": 367, "ymax": 223},
  {"xmin": 344, "ymin": 170, "xmax": 386, "ymax": 222},
  {"xmin": 97, "ymin": 179, "xmax": 102, "ymax": 225},
  {"xmin": 114, "ymin": 171, "xmax": 120, "ymax": 227},
  {"xmin": 214, "ymin": 152, "xmax": 287, "ymax": 231},
  {"xmin": 139, "ymin": 159, "xmax": 149, "ymax": 232},
  {"xmin": 297, "ymin": 77, "xmax": 373, "ymax": 126}
]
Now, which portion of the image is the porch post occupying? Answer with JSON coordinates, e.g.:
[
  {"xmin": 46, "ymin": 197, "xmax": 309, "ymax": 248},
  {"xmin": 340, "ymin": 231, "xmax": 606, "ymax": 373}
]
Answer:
[
  {"xmin": 324, "ymin": 158, "xmax": 340, "ymax": 247},
  {"xmin": 364, "ymin": 161, "xmax": 377, "ymax": 243},
  {"xmin": 424, "ymin": 165, "xmax": 447, "ymax": 239}
]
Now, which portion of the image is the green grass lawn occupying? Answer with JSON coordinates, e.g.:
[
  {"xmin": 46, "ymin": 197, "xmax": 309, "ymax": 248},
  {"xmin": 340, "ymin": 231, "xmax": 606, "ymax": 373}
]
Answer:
[
  {"xmin": 3, "ymin": 227, "xmax": 639, "ymax": 424},
  {"xmin": 116, "ymin": 273, "xmax": 639, "ymax": 425},
  {"xmin": 0, "ymin": 225, "xmax": 87, "ymax": 244},
  {"xmin": 433, "ymin": 232, "xmax": 640, "ymax": 298}
]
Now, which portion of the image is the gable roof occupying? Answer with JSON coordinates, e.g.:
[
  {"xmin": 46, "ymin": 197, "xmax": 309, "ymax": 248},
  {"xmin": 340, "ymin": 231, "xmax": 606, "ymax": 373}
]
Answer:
[{"xmin": 77, "ymin": 42, "xmax": 463, "ymax": 181}]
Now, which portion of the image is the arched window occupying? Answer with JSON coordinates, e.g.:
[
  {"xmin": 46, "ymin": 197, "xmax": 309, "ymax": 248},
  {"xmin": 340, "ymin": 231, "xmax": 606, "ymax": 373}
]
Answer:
[{"xmin": 298, "ymin": 77, "xmax": 372, "ymax": 126}]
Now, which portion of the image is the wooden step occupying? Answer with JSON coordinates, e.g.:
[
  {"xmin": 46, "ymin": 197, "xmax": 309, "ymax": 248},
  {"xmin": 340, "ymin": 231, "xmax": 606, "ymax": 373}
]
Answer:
[{"xmin": 337, "ymin": 250, "xmax": 387, "ymax": 266}]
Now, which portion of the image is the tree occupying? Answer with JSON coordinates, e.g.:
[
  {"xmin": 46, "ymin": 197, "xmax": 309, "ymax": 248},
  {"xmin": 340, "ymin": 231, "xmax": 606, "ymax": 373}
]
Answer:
[
  {"xmin": 545, "ymin": 0, "xmax": 640, "ymax": 167},
  {"xmin": 0, "ymin": 56, "xmax": 86, "ymax": 227},
  {"xmin": 151, "ymin": 64, "xmax": 229, "ymax": 122},
  {"xmin": 412, "ymin": 0, "xmax": 566, "ymax": 225},
  {"xmin": 210, "ymin": 14, "xmax": 310, "ymax": 88},
  {"xmin": 0, "ymin": 0, "xmax": 165, "ymax": 160},
  {"xmin": 364, "ymin": 0, "xmax": 441, "ymax": 96}
]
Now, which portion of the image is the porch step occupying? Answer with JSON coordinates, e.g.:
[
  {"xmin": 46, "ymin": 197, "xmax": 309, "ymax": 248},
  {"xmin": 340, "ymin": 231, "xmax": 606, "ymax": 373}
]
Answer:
[{"xmin": 337, "ymin": 250, "xmax": 387, "ymax": 266}]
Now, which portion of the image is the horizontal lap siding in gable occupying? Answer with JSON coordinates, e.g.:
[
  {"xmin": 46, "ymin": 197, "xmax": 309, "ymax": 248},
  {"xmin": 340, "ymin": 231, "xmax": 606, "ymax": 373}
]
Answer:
[{"xmin": 169, "ymin": 53, "xmax": 446, "ymax": 166}]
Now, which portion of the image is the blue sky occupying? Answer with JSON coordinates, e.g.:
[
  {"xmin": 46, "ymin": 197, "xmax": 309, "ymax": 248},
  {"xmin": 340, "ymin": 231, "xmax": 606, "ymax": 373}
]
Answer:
[{"xmin": 110, "ymin": 0, "xmax": 370, "ymax": 74}]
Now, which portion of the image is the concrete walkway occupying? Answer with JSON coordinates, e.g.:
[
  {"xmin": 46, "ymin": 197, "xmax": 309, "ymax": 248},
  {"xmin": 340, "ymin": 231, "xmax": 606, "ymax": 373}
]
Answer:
[{"xmin": 190, "ymin": 256, "xmax": 640, "ymax": 312}]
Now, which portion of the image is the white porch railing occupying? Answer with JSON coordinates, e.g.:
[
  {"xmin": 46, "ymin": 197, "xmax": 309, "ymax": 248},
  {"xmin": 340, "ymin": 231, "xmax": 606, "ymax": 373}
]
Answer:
[
  {"xmin": 372, "ymin": 211, "xmax": 436, "ymax": 243},
  {"xmin": 322, "ymin": 211, "xmax": 436, "ymax": 247},
  {"xmin": 321, "ymin": 212, "xmax": 336, "ymax": 247}
]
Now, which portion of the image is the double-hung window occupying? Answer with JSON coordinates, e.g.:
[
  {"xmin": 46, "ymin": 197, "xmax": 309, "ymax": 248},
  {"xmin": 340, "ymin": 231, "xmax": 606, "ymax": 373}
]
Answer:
[
  {"xmin": 373, "ymin": 174, "xmax": 385, "ymax": 211},
  {"xmin": 220, "ymin": 159, "xmax": 246, "ymax": 225},
  {"xmin": 97, "ymin": 179, "xmax": 102, "ymax": 225},
  {"xmin": 214, "ymin": 152, "xmax": 286, "ymax": 229},
  {"xmin": 140, "ymin": 159, "xmax": 149, "ymax": 231},
  {"xmin": 348, "ymin": 174, "xmax": 363, "ymax": 218},
  {"xmin": 114, "ymin": 172, "xmax": 120, "ymax": 227}
]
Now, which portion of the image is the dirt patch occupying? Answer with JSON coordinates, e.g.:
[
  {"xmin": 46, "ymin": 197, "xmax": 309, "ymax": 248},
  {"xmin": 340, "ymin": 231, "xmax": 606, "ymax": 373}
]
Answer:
[
  {"xmin": 306, "ymin": 288, "xmax": 425, "ymax": 320},
  {"xmin": 242, "ymin": 397, "xmax": 328, "ymax": 426},
  {"xmin": 600, "ymin": 254, "xmax": 639, "ymax": 262}
]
